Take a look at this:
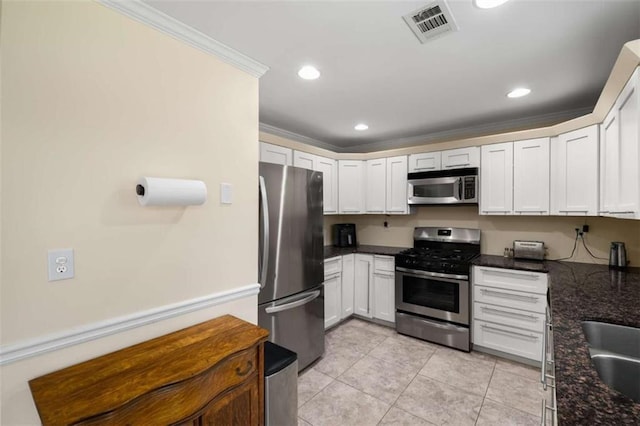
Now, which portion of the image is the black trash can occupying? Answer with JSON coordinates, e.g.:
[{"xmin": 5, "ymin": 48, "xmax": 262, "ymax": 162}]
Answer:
[{"xmin": 264, "ymin": 341, "xmax": 298, "ymax": 426}]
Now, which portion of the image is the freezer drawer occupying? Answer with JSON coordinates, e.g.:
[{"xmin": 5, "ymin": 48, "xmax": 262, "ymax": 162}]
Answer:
[{"xmin": 258, "ymin": 286, "xmax": 325, "ymax": 371}]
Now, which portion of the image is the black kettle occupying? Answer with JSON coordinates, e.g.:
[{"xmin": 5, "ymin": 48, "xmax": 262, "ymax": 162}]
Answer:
[{"xmin": 609, "ymin": 242, "xmax": 628, "ymax": 269}]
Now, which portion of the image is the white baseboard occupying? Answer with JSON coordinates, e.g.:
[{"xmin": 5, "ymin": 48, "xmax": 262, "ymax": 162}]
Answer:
[
  {"xmin": 0, "ymin": 283, "xmax": 260, "ymax": 366},
  {"xmin": 97, "ymin": 0, "xmax": 269, "ymax": 78}
]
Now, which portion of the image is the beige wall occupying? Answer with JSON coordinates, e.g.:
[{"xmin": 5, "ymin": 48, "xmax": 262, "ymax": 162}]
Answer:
[
  {"xmin": 325, "ymin": 210, "xmax": 640, "ymax": 266},
  {"xmin": 1, "ymin": 1, "xmax": 259, "ymax": 423}
]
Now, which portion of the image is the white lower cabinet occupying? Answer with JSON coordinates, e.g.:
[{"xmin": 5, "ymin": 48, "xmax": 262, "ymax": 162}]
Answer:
[
  {"xmin": 354, "ymin": 254, "xmax": 373, "ymax": 318},
  {"xmin": 324, "ymin": 256, "xmax": 342, "ymax": 330},
  {"xmin": 341, "ymin": 254, "xmax": 355, "ymax": 319},
  {"xmin": 373, "ymin": 272, "xmax": 395, "ymax": 323},
  {"xmin": 472, "ymin": 266, "xmax": 548, "ymax": 363}
]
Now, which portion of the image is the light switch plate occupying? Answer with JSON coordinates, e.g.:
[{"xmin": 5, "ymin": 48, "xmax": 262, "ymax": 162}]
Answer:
[
  {"xmin": 220, "ymin": 183, "xmax": 233, "ymax": 204},
  {"xmin": 48, "ymin": 248, "xmax": 74, "ymax": 281}
]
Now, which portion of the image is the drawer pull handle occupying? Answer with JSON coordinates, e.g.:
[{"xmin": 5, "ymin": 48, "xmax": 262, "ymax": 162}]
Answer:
[
  {"xmin": 236, "ymin": 361, "xmax": 253, "ymax": 377},
  {"xmin": 479, "ymin": 268, "xmax": 540, "ymax": 279},
  {"xmin": 481, "ymin": 324, "xmax": 539, "ymax": 341},
  {"xmin": 480, "ymin": 288, "xmax": 540, "ymax": 302},
  {"xmin": 481, "ymin": 306, "xmax": 538, "ymax": 321}
]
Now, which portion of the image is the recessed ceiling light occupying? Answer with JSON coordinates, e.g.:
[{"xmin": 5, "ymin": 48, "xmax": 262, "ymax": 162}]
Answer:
[
  {"xmin": 298, "ymin": 65, "xmax": 320, "ymax": 80},
  {"xmin": 507, "ymin": 88, "xmax": 531, "ymax": 98},
  {"xmin": 474, "ymin": 0, "xmax": 510, "ymax": 9},
  {"xmin": 354, "ymin": 123, "xmax": 369, "ymax": 131}
]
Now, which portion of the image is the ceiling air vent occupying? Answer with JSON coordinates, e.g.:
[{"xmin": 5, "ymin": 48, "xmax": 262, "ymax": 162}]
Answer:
[{"xmin": 403, "ymin": 1, "xmax": 459, "ymax": 44}]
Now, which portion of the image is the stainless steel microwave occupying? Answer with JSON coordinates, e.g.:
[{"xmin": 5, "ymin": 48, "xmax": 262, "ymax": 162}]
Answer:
[{"xmin": 407, "ymin": 167, "xmax": 478, "ymax": 205}]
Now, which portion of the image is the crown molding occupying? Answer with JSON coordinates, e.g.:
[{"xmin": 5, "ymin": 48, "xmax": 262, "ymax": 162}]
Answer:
[
  {"xmin": 259, "ymin": 123, "xmax": 341, "ymax": 152},
  {"xmin": 98, "ymin": 0, "xmax": 269, "ymax": 78},
  {"xmin": 0, "ymin": 283, "xmax": 260, "ymax": 366},
  {"xmin": 342, "ymin": 106, "xmax": 593, "ymax": 153}
]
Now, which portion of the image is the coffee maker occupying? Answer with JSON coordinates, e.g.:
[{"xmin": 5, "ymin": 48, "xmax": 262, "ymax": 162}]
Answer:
[{"xmin": 333, "ymin": 224, "xmax": 357, "ymax": 247}]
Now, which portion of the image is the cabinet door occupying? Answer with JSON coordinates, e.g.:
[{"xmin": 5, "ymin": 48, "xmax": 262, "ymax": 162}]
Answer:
[
  {"xmin": 338, "ymin": 160, "xmax": 365, "ymax": 214},
  {"xmin": 199, "ymin": 377, "xmax": 261, "ymax": 425},
  {"xmin": 316, "ymin": 156, "xmax": 338, "ymax": 214},
  {"xmin": 408, "ymin": 152, "xmax": 441, "ymax": 172},
  {"xmin": 600, "ymin": 109, "xmax": 619, "ymax": 216},
  {"xmin": 616, "ymin": 69, "xmax": 639, "ymax": 218},
  {"xmin": 373, "ymin": 272, "xmax": 395, "ymax": 323},
  {"xmin": 442, "ymin": 147, "xmax": 480, "ymax": 169},
  {"xmin": 480, "ymin": 142, "xmax": 513, "ymax": 214},
  {"xmin": 513, "ymin": 138, "xmax": 550, "ymax": 215},
  {"xmin": 354, "ymin": 254, "xmax": 373, "ymax": 318},
  {"xmin": 260, "ymin": 142, "xmax": 292, "ymax": 166},
  {"xmin": 341, "ymin": 254, "xmax": 355, "ymax": 319},
  {"xmin": 293, "ymin": 150, "xmax": 316, "ymax": 170},
  {"xmin": 551, "ymin": 126, "xmax": 599, "ymax": 216},
  {"xmin": 324, "ymin": 275, "xmax": 341, "ymax": 329},
  {"xmin": 365, "ymin": 158, "xmax": 386, "ymax": 213},
  {"xmin": 386, "ymin": 155, "xmax": 408, "ymax": 214}
]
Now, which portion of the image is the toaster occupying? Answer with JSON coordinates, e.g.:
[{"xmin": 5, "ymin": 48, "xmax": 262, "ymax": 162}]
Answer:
[{"xmin": 513, "ymin": 240, "xmax": 545, "ymax": 260}]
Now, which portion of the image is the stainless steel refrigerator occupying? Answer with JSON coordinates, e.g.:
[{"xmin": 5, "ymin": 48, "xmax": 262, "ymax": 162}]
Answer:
[{"xmin": 258, "ymin": 162, "xmax": 325, "ymax": 371}]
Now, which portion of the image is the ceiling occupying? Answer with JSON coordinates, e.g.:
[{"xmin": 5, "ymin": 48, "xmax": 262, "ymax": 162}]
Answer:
[{"xmin": 145, "ymin": 0, "xmax": 640, "ymax": 152}]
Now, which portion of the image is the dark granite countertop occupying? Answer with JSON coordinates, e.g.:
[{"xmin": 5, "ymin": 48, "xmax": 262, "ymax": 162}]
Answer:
[
  {"xmin": 473, "ymin": 254, "xmax": 549, "ymax": 273},
  {"xmin": 324, "ymin": 245, "xmax": 408, "ymax": 259},
  {"xmin": 474, "ymin": 255, "xmax": 640, "ymax": 424}
]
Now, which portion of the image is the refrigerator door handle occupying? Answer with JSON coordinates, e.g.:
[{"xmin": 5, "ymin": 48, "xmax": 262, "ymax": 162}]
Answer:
[
  {"xmin": 259, "ymin": 175, "xmax": 269, "ymax": 289},
  {"xmin": 265, "ymin": 290, "xmax": 321, "ymax": 314}
]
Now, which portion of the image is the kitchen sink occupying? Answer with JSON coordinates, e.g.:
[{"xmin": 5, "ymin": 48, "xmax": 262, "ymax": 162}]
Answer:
[
  {"xmin": 590, "ymin": 355, "xmax": 640, "ymax": 403},
  {"xmin": 581, "ymin": 321, "xmax": 640, "ymax": 359},
  {"xmin": 582, "ymin": 321, "xmax": 640, "ymax": 402}
]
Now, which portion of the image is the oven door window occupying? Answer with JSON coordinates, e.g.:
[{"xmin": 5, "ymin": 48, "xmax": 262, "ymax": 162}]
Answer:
[{"xmin": 402, "ymin": 276, "xmax": 459, "ymax": 314}]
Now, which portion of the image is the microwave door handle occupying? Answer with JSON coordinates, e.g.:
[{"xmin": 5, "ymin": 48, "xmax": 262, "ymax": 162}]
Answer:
[
  {"xmin": 458, "ymin": 177, "xmax": 463, "ymax": 201},
  {"xmin": 259, "ymin": 176, "xmax": 269, "ymax": 289}
]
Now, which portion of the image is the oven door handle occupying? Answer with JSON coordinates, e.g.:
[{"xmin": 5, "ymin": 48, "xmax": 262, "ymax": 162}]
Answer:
[{"xmin": 396, "ymin": 267, "xmax": 468, "ymax": 282}]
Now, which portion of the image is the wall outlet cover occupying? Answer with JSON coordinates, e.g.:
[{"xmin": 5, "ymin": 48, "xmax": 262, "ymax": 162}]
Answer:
[{"xmin": 48, "ymin": 248, "xmax": 74, "ymax": 281}]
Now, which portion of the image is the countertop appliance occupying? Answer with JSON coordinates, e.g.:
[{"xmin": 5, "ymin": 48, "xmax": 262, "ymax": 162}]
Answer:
[
  {"xmin": 395, "ymin": 227, "xmax": 481, "ymax": 351},
  {"xmin": 333, "ymin": 223, "xmax": 357, "ymax": 247},
  {"xmin": 407, "ymin": 167, "xmax": 478, "ymax": 205},
  {"xmin": 609, "ymin": 242, "xmax": 628, "ymax": 269},
  {"xmin": 258, "ymin": 162, "xmax": 324, "ymax": 371},
  {"xmin": 513, "ymin": 240, "xmax": 545, "ymax": 261}
]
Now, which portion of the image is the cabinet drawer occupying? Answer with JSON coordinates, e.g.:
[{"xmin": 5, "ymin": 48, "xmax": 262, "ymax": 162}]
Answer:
[
  {"xmin": 474, "ymin": 302, "xmax": 545, "ymax": 332},
  {"xmin": 373, "ymin": 255, "xmax": 394, "ymax": 274},
  {"xmin": 473, "ymin": 266, "xmax": 548, "ymax": 294},
  {"xmin": 473, "ymin": 320, "xmax": 542, "ymax": 362},
  {"xmin": 324, "ymin": 256, "xmax": 342, "ymax": 279},
  {"xmin": 474, "ymin": 285, "xmax": 546, "ymax": 314}
]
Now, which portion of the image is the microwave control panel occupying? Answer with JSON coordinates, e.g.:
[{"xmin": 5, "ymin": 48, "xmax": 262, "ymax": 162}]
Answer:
[{"xmin": 463, "ymin": 177, "xmax": 476, "ymax": 200}]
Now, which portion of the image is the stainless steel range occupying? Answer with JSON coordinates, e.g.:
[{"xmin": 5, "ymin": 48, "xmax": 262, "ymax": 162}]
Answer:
[{"xmin": 395, "ymin": 227, "xmax": 480, "ymax": 352}]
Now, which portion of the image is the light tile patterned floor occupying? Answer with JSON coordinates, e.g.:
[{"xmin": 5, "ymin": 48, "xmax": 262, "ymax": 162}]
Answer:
[{"xmin": 298, "ymin": 318, "xmax": 547, "ymax": 426}]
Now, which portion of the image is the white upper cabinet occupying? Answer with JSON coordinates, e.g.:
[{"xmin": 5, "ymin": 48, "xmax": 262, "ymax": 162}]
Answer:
[
  {"xmin": 260, "ymin": 142, "xmax": 292, "ymax": 166},
  {"xmin": 365, "ymin": 158, "xmax": 387, "ymax": 214},
  {"xmin": 600, "ymin": 67, "xmax": 640, "ymax": 219},
  {"xmin": 316, "ymin": 156, "xmax": 338, "ymax": 214},
  {"xmin": 551, "ymin": 125, "xmax": 599, "ymax": 216},
  {"xmin": 480, "ymin": 142, "xmax": 513, "ymax": 215},
  {"xmin": 513, "ymin": 137, "xmax": 550, "ymax": 215},
  {"xmin": 408, "ymin": 152, "xmax": 441, "ymax": 172},
  {"xmin": 442, "ymin": 147, "xmax": 480, "ymax": 169},
  {"xmin": 386, "ymin": 155, "xmax": 409, "ymax": 214},
  {"xmin": 293, "ymin": 150, "xmax": 315, "ymax": 170},
  {"xmin": 294, "ymin": 150, "xmax": 338, "ymax": 214},
  {"xmin": 338, "ymin": 160, "xmax": 366, "ymax": 214}
]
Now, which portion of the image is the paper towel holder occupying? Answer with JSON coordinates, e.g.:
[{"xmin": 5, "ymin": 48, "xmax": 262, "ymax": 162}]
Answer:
[{"xmin": 136, "ymin": 177, "xmax": 208, "ymax": 207}]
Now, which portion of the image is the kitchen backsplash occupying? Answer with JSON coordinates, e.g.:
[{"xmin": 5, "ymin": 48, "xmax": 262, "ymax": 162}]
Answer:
[{"xmin": 324, "ymin": 206, "xmax": 640, "ymax": 267}]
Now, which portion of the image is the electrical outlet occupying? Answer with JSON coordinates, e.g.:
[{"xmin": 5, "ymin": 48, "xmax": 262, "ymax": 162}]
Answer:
[
  {"xmin": 48, "ymin": 249, "xmax": 74, "ymax": 281},
  {"xmin": 582, "ymin": 225, "xmax": 589, "ymax": 233}
]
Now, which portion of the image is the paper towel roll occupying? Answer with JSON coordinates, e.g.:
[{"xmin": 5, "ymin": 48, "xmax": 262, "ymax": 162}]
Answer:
[{"xmin": 136, "ymin": 177, "xmax": 207, "ymax": 206}]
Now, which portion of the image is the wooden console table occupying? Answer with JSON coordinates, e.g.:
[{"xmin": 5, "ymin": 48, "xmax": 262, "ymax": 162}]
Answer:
[{"xmin": 29, "ymin": 315, "xmax": 269, "ymax": 425}]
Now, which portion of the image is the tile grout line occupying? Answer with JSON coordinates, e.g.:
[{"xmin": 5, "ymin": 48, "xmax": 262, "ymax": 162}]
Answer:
[{"xmin": 474, "ymin": 359, "xmax": 497, "ymax": 425}]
